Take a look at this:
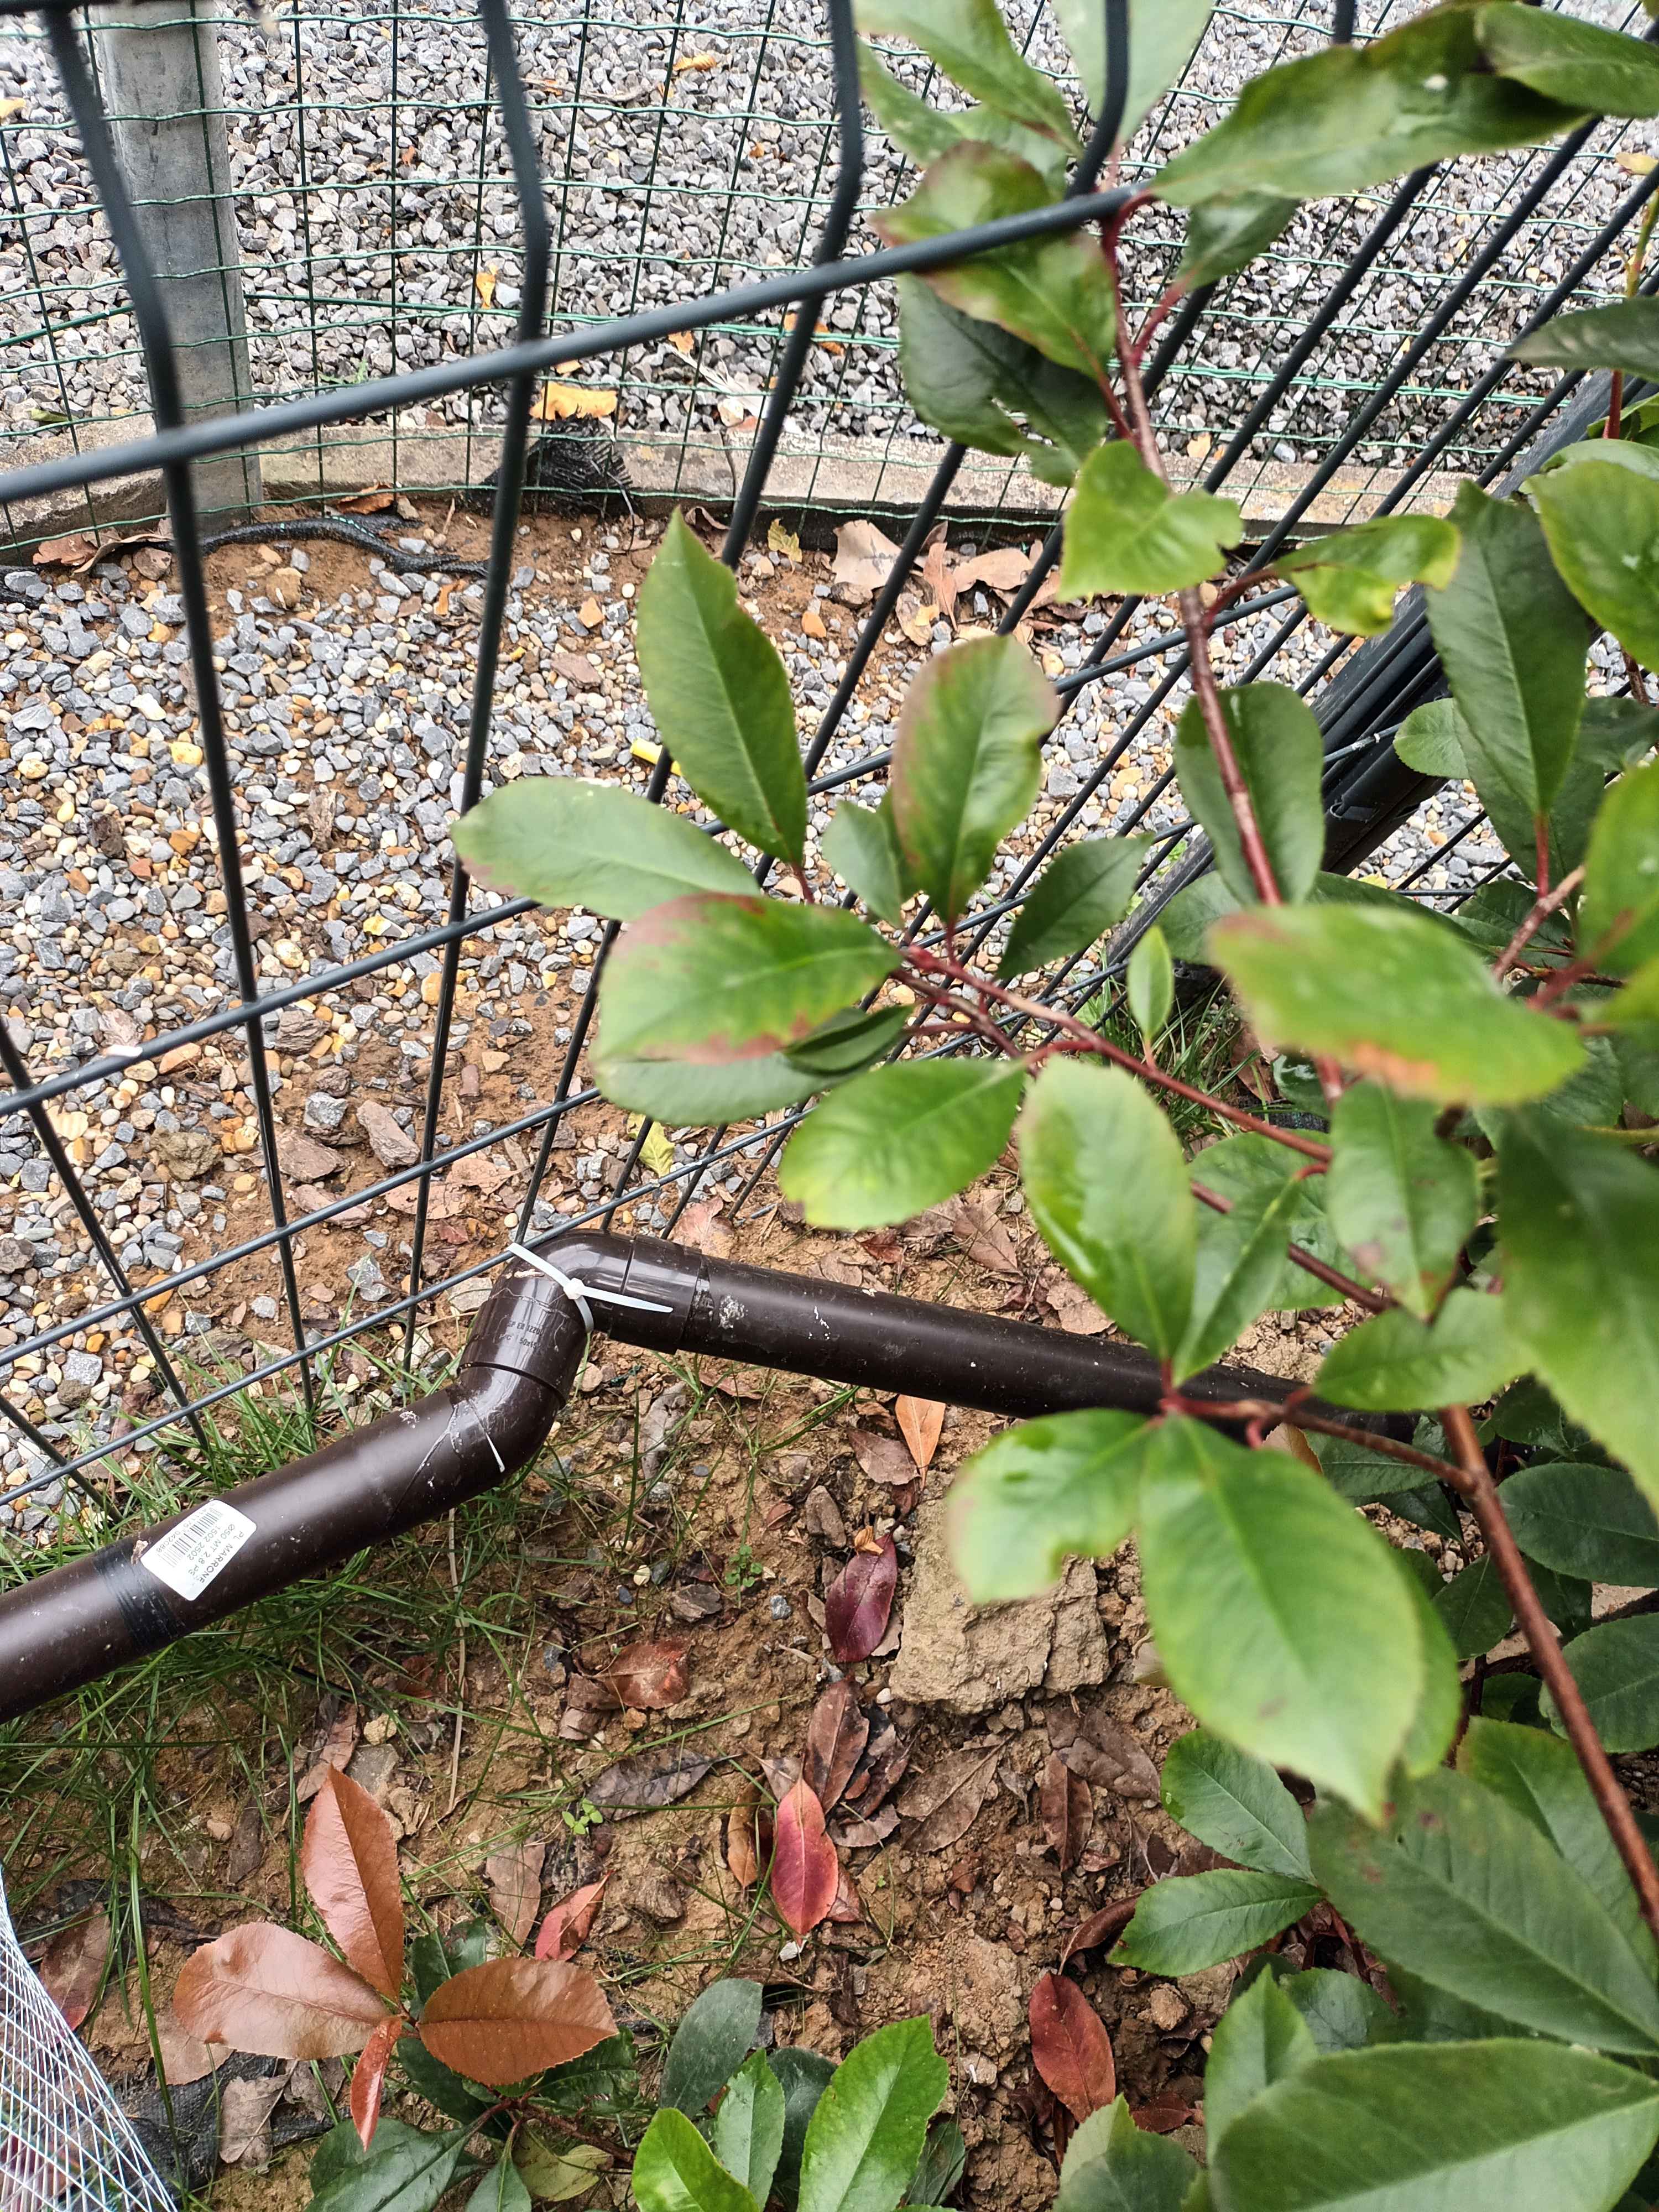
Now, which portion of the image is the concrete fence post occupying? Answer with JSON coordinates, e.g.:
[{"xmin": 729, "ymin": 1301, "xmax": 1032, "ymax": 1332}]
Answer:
[{"xmin": 93, "ymin": 0, "xmax": 260, "ymax": 521}]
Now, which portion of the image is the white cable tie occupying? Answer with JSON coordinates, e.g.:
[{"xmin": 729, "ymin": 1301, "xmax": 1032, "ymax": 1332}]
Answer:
[{"xmin": 506, "ymin": 1243, "xmax": 675, "ymax": 1332}]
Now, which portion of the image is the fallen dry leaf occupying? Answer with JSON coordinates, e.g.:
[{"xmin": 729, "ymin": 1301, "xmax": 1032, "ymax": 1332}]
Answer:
[
  {"xmin": 725, "ymin": 1787, "xmax": 774, "ymax": 1888},
  {"xmin": 771, "ymin": 1781, "xmax": 839, "ymax": 1939},
  {"xmin": 827, "ymin": 1806, "xmax": 898, "ymax": 1850},
  {"xmin": 899, "ymin": 1747, "xmax": 1000, "ymax": 1855},
  {"xmin": 677, "ymin": 1198, "xmax": 733, "ymax": 1259},
  {"xmin": 218, "ymin": 2071, "xmax": 287, "ymax": 2167},
  {"xmin": 945, "ymin": 1196, "xmax": 1022, "ymax": 1278},
  {"xmin": 33, "ymin": 531, "xmax": 100, "ymax": 571},
  {"xmin": 484, "ymin": 1838, "xmax": 546, "ymax": 1950},
  {"xmin": 921, "ymin": 533, "xmax": 958, "ymax": 623},
  {"xmin": 849, "ymin": 1429, "xmax": 912, "ymax": 1487},
  {"xmin": 1133, "ymin": 2092, "xmax": 1198, "ymax": 2134},
  {"xmin": 841, "ymin": 1706, "xmax": 908, "ymax": 1817},
  {"xmin": 673, "ymin": 48, "xmax": 722, "ymax": 72},
  {"xmin": 804, "ymin": 1681, "xmax": 869, "ymax": 1814},
  {"xmin": 474, "ymin": 267, "xmax": 498, "ymax": 310},
  {"xmin": 667, "ymin": 328, "xmax": 696, "ymax": 355},
  {"xmin": 39, "ymin": 1908, "xmax": 111, "ymax": 2030},
  {"xmin": 1045, "ymin": 1276, "xmax": 1109, "ymax": 1335},
  {"xmin": 1041, "ymin": 1752, "xmax": 1093, "ymax": 1873},
  {"xmin": 1030, "ymin": 1970, "xmax": 1116, "ymax": 2124},
  {"xmin": 336, "ymin": 486, "xmax": 395, "ymax": 513},
  {"xmin": 586, "ymin": 1746, "xmax": 713, "ymax": 1819},
  {"xmin": 898, "ymin": 595, "xmax": 935, "ymax": 648},
  {"xmin": 894, "ymin": 1396, "xmax": 945, "ymax": 1475},
  {"xmin": 535, "ymin": 1876, "xmax": 609, "ymax": 1961},
  {"xmin": 1061, "ymin": 1897, "xmax": 1141, "ymax": 1969},
  {"xmin": 832, "ymin": 519, "xmax": 901, "ymax": 602},
  {"xmin": 826, "ymin": 1864, "xmax": 863, "ymax": 1924},
  {"xmin": 533, "ymin": 382, "xmax": 618, "ymax": 422},
  {"xmin": 768, "ymin": 519, "xmax": 801, "ymax": 562},
  {"xmin": 1052, "ymin": 1712, "xmax": 1160, "ymax": 1801},
  {"xmin": 154, "ymin": 2006, "xmax": 215, "ymax": 2085},
  {"xmin": 604, "ymin": 1639, "xmax": 690, "ymax": 1711},
  {"xmin": 951, "ymin": 545, "xmax": 1035, "ymax": 597},
  {"xmin": 825, "ymin": 1535, "xmax": 898, "ymax": 1665}
]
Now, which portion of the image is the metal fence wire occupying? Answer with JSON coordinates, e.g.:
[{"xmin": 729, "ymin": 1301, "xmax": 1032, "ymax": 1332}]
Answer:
[{"xmin": 0, "ymin": 0, "xmax": 1649, "ymax": 1601}]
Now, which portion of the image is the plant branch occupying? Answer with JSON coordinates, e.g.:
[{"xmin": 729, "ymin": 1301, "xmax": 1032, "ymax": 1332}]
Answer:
[
  {"xmin": 1492, "ymin": 865, "xmax": 1583, "ymax": 982},
  {"xmin": 1440, "ymin": 1402, "xmax": 1659, "ymax": 1952},
  {"xmin": 1191, "ymin": 1182, "xmax": 1389, "ymax": 1312},
  {"xmin": 1191, "ymin": 1394, "xmax": 1463, "ymax": 1481}
]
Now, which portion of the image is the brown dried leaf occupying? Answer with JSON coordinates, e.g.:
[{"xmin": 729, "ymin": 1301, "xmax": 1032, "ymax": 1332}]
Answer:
[
  {"xmin": 898, "ymin": 1747, "xmax": 1000, "ymax": 1855},
  {"xmin": 534, "ymin": 1876, "xmax": 609, "ymax": 1961},
  {"xmin": 950, "ymin": 545, "xmax": 1035, "ymax": 597},
  {"xmin": 33, "ymin": 532, "xmax": 98, "ymax": 571},
  {"xmin": 295, "ymin": 1705, "xmax": 360, "ymax": 1805},
  {"xmin": 921, "ymin": 533, "xmax": 958, "ymax": 624},
  {"xmin": 771, "ymin": 1781, "xmax": 839, "ymax": 1940},
  {"xmin": 1060, "ymin": 1897, "xmax": 1140, "ymax": 1969},
  {"xmin": 533, "ymin": 382, "xmax": 619, "ymax": 422},
  {"xmin": 300, "ymin": 1768, "xmax": 405, "ymax": 2000},
  {"xmin": 1045, "ymin": 1277, "xmax": 1109, "ymax": 1335},
  {"xmin": 825, "ymin": 1536, "xmax": 898, "ymax": 1665},
  {"xmin": 348, "ymin": 2015, "xmax": 401, "ymax": 2151},
  {"xmin": 1054, "ymin": 1713, "xmax": 1160, "ymax": 1802},
  {"xmin": 841, "ymin": 1707, "xmax": 908, "ymax": 1817},
  {"xmin": 803, "ymin": 1682, "xmax": 869, "ymax": 1814},
  {"xmin": 1040, "ymin": 1752, "xmax": 1093, "ymax": 1873},
  {"xmin": 484, "ymin": 1838, "xmax": 546, "ymax": 1951},
  {"xmin": 1030, "ymin": 1970, "xmax": 1116, "ymax": 2124},
  {"xmin": 39, "ymin": 1908, "xmax": 110, "ymax": 2030},
  {"xmin": 474, "ymin": 267, "xmax": 498, "ymax": 309},
  {"xmin": 849, "ymin": 1428, "xmax": 910, "ymax": 1487},
  {"xmin": 154, "ymin": 2006, "xmax": 215, "ymax": 2086},
  {"xmin": 604, "ymin": 1639, "xmax": 690, "ymax": 1711},
  {"xmin": 724, "ymin": 1789, "xmax": 773, "ymax": 1890},
  {"xmin": 173, "ymin": 1924, "xmax": 389, "ymax": 2060},
  {"xmin": 678, "ymin": 1199, "xmax": 733, "ymax": 1259},
  {"xmin": 826, "ymin": 1864, "xmax": 863, "ymax": 1925},
  {"xmin": 586, "ymin": 1746, "xmax": 713, "ymax": 1819},
  {"xmin": 418, "ymin": 1958, "xmax": 616, "ymax": 2086},
  {"xmin": 827, "ymin": 1806, "xmax": 898, "ymax": 1850},
  {"xmin": 1133, "ymin": 2092, "xmax": 1197, "ymax": 2135},
  {"xmin": 218, "ymin": 2073, "xmax": 286, "ymax": 2167},
  {"xmin": 945, "ymin": 1196, "xmax": 1022, "ymax": 1278},
  {"xmin": 894, "ymin": 1396, "xmax": 945, "ymax": 1475},
  {"xmin": 832, "ymin": 519, "xmax": 901, "ymax": 602},
  {"xmin": 336, "ymin": 487, "xmax": 395, "ymax": 514}
]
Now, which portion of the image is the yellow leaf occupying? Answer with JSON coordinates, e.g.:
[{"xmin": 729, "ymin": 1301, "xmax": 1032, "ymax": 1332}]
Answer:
[
  {"xmin": 0, "ymin": 100, "xmax": 26, "ymax": 122},
  {"xmin": 768, "ymin": 520, "xmax": 801, "ymax": 563},
  {"xmin": 474, "ymin": 267, "xmax": 498, "ymax": 309},
  {"xmin": 1618, "ymin": 149, "xmax": 1658, "ymax": 176},
  {"xmin": 641, "ymin": 1126, "xmax": 676, "ymax": 1180},
  {"xmin": 667, "ymin": 330, "xmax": 695, "ymax": 356},
  {"xmin": 674, "ymin": 49, "xmax": 721, "ymax": 73},
  {"xmin": 895, "ymin": 1395, "xmax": 945, "ymax": 1474},
  {"xmin": 531, "ymin": 382, "xmax": 619, "ymax": 422}
]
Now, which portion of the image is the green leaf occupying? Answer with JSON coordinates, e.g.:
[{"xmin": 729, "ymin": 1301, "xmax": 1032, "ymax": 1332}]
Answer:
[
  {"xmin": 889, "ymin": 635, "xmax": 1055, "ymax": 922},
  {"xmin": 1600, "ymin": 953, "xmax": 1659, "ymax": 1037},
  {"xmin": 1209, "ymin": 2040, "xmax": 1659, "ymax": 2212},
  {"xmin": 1211, "ymin": 902, "xmax": 1587, "ymax": 1105},
  {"xmin": 1533, "ymin": 461, "xmax": 1659, "ymax": 677},
  {"xmin": 1394, "ymin": 1555, "xmax": 1465, "ymax": 1777},
  {"xmin": 466, "ymin": 2152, "xmax": 533, "ymax": 2212},
  {"xmin": 1109, "ymin": 1870, "xmax": 1320, "ymax": 1976},
  {"xmin": 1500, "ymin": 1115, "xmax": 1659, "ymax": 1506},
  {"xmin": 1060, "ymin": 442, "xmax": 1241, "ymax": 599},
  {"xmin": 797, "ymin": 2016, "xmax": 948, "ymax": 2212},
  {"xmin": 1138, "ymin": 1417, "xmax": 1424, "ymax": 1817},
  {"xmin": 1178, "ymin": 194, "xmax": 1298, "ymax": 287},
  {"xmin": 1583, "ymin": 761, "xmax": 1659, "ymax": 975},
  {"xmin": 1311, "ymin": 1768, "xmax": 1659, "ymax": 2054},
  {"xmin": 395, "ymin": 2037, "xmax": 491, "ymax": 2126},
  {"xmin": 1278, "ymin": 1971, "xmax": 1402, "ymax": 2057},
  {"xmin": 875, "ymin": 145, "xmax": 1116, "ymax": 382},
  {"xmin": 1054, "ymin": 0, "xmax": 1214, "ymax": 145},
  {"xmin": 906, "ymin": 2121, "xmax": 967, "ymax": 2209},
  {"xmin": 946, "ymin": 1410, "xmax": 1151, "ymax": 1604},
  {"xmin": 854, "ymin": 0, "xmax": 1079, "ymax": 147},
  {"xmin": 633, "ymin": 2110, "xmax": 760, "ymax": 2212},
  {"xmin": 1447, "ymin": 878, "xmax": 1569, "ymax": 963},
  {"xmin": 1194, "ymin": 1133, "xmax": 1344, "ymax": 1312},
  {"xmin": 1204, "ymin": 1973, "xmax": 1318, "ymax": 2149},
  {"xmin": 514, "ymin": 2135, "xmax": 609, "ymax": 2204},
  {"xmin": 1128, "ymin": 928, "xmax": 1174, "ymax": 1051},
  {"xmin": 598, "ymin": 896, "xmax": 896, "ymax": 1070},
  {"xmin": 779, "ymin": 1058, "xmax": 1026, "ymax": 1230},
  {"xmin": 309, "ymin": 2122, "xmax": 474, "ymax": 2212},
  {"xmin": 635, "ymin": 512, "xmax": 806, "ymax": 865},
  {"xmin": 1546, "ymin": 1615, "xmax": 1659, "ymax": 1755},
  {"xmin": 1055, "ymin": 2098, "xmax": 1197, "ymax": 2212},
  {"xmin": 660, "ymin": 1980, "xmax": 763, "ymax": 2116},
  {"xmin": 1315, "ymin": 1287, "xmax": 1521, "ymax": 1413},
  {"xmin": 1476, "ymin": 4, "xmax": 1659, "ymax": 118},
  {"xmin": 1394, "ymin": 692, "xmax": 1615, "ymax": 888},
  {"xmin": 714, "ymin": 2053, "xmax": 787, "ymax": 2207},
  {"xmin": 452, "ymin": 779, "xmax": 754, "ymax": 921},
  {"xmin": 592, "ymin": 1051, "xmax": 820, "ymax": 1128},
  {"xmin": 1506, "ymin": 1462, "xmax": 1659, "ymax": 1587},
  {"xmin": 820, "ymin": 799, "xmax": 911, "ymax": 927},
  {"xmin": 1173, "ymin": 684, "xmax": 1324, "ymax": 907},
  {"xmin": 1018, "ymin": 1060, "xmax": 1195, "ymax": 1359},
  {"xmin": 998, "ymin": 837, "xmax": 1150, "ymax": 979},
  {"xmin": 1425, "ymin": 483, "xmax": 1587, "ymax": 825},
  {"xmin": 895, "ymin": 278, "xmax": 1107, "ymax": 486},
  {"xmin": 1394, "ymin": 699, "xmax": 1470, "ymax": 781},
  {"xmin": 1277, "ymin": 515, "xmax": 1461, "ymax": 638},
  {"xmin": 1430, "ymin": 1555, "xmax": 1512, "ymax": 1663},
  {"xmin": 1159, "ymin": 1730, "xmax": 1311, "ymax": 1880},
  {"xmin": 769, "ymin": 2050, "xmax": 836, "ymax": 2212},
  {"xmin": 1154, "ymin": 7, "xmax": 1583, "ymax": 208},
  {"xmin": 1327, "ymin": 1082, "xmax": 1478, "ymax": 1320},
  {"xmin": 1174, "ymin": 1171, "xmax": 1306, "ymax": 1382},
  {"xmin": 1510, "ymin": 298, "xmax": 1659, "ymax": 383},
  {"xmin": 857, "ymin": 47, "xmax": 1070, "ymax": 189},
  {"xmin": 1459, "ymin": 1717, "xmax": 1657, "ymax": 1967},
  {"xmin": 782, "ymin": 1005, "xmax": 910, "ymax": 1086}
]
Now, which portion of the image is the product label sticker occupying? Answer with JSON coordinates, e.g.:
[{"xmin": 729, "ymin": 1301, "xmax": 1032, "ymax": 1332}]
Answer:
[{"xmin": 137, "ymin": 1498, "xmax": 257, "ymax": 1602}]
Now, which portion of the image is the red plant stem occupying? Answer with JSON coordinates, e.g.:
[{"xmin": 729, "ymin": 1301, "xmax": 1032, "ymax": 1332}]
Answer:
[
  {"xmin": 1492, "ymin": 865, "xmax": 1584, "ymax": 983},
  {"xmin": 1609, "ymin": 369, "xmax": 1626, "ymax": 445},
  {"xmin": 1180, "ymin": 1396, "xmax": 1462, "ymax": 1481},
  {"xmin": 1191, "ymin": 1182, "xmax": 1387, "ymax": 1312},
  {"xmin": 1132, "ymin": 275, "xmax": 1190, "ymax": 367},
  {"xmin": 1440, "ymin": 1403, "xmax": 1659, "ymax": 1952}
]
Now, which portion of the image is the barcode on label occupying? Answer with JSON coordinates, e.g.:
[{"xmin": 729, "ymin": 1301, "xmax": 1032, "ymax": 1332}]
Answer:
[{"xmin": 138, "ymin": 1498, "xmax": 257, "ymax": 1602}]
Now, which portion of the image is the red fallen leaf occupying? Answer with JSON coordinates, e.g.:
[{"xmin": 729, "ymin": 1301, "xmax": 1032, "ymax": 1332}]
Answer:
[
  {"xmin": 803, "ymin": 1681, "xmax": 869, "ymax": 1814},
  {"xmin": 825, "ymin": 1536, "xmax": 898, "ymax": 1664},
  {"xmin": 418, "ymin": 1957, "xmax": 615, "ymax": 2086},
  {"xmin": 605, "ymin": 1639, "xmax": 690, "ymax": 1711},
  {"xmin": 349, "ymin": 2015, "xmax": 401, "ymax": 2150},
  {"xmin": 300, "ymin": 1767, "xmax": 405, "ymax": 2001},
  {"xmin": 1040, "ymin": 1751, "xmax": 1093, "ymax": 1874},
  {"xmin": 771, "ymin": 1781, "xmax": 839, "ymax": 1940},
  {"xmin": 849, "ymin": 1429, "xmax": 912, "ymax": 1486},
  {"xmin": 534, "ymin": 1876, "xmax": 609, "ymax": 1961},
  {"xmin": 1061, "ymin": 1897, "xmax": 1140, "ymax": 1969},
  {"xmin": 894, "ymin": 1395, "xmax": 945, "ymax": 1474},
  {"xmin": 174, "ymin": 1924, "xmax": 390, "ymax": 2060},
  {"xmin": 1030, "ymin": 1970, "xmax": 1117, "ymax": 2124},
  {"xmin": 1133, "ymin": 2092, "xmax": 1197, "ymax": 2135},
  {"xmin": 40, "ymin": 1908, "xmax": 111, "ymax": 2030},
  {"xmin": 485, "ymin": 1838, "xmax": 547, "ymax": 1950}
]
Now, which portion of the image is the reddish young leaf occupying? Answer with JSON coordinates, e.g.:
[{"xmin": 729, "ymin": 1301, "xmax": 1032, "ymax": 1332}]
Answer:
[
  {"xmin": 803, "ymin": 1681, "xmax": 869, "ymax": 1814},
  {"xmin": 39, "ymin": 1907, "xmax": 111, "ymax": 2031},
  {"xmin": 173, "ymin": 1924, "xmax": 390, "ymax": 2060},
  {"xmin": 825, "ymin": 1536, "xmax": 898, "ymax": 1664},
  {"xmin": 484, "ymin": 1838, "xmax": 547, "ymax": 1951},
  {"xmin": 604, "ymin": 1639, "xmax": 691, "ymax": 1710},
  {"xmin": 300, "ymin": 1767, "xmax": 405, "ymax": 2001},
  {"xmin": 534, "ymin": 1876, "xmax": 609, "ymax": 1961},
  {"xmin": 894, "ymin": 1395, "xmax": 946, "ymax": 1474},
  {"xmin": 1040, "ymin": 1751, "xmax": 1093, "ymax": 1874},
  {"xmin": 1029, "ymin": 1970, "xmax": 1117, "ymax": 2124},
  {"xmin": 349, "ymin": 2015, "xmax": 401, "ymax": 2150},
  {"xmin": 770, "ymin": 1781, "xmax": 839, "ymax": 1940},
  {"xmin": 417, "ymin": 1958, "xmax": 615, "ymax": 2085}
]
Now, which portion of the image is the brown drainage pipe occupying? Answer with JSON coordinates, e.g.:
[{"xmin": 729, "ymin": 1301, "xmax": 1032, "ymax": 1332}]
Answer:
[{"xmin": 0, "ymin": 1233, "xmax": 1370, "ymax": 1721}]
